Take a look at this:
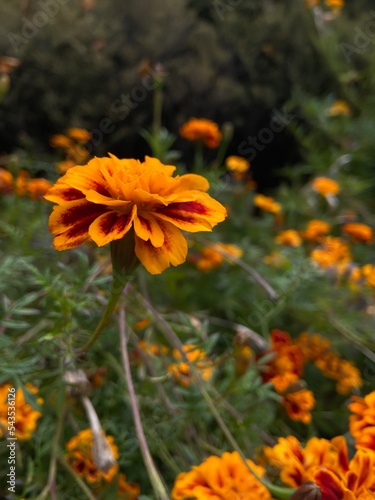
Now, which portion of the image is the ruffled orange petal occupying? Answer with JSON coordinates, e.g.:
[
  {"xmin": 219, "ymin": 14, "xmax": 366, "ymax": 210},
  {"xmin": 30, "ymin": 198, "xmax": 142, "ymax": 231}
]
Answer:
[
  {"xmin": 44, "ymin": 181, "xmax": 85, "ymax": 205},
  {"xmin": 49, "ymin": 199, "xmax": 107, "ymax": 250},
  {"xmin": 313, "ymin": 470, "xmax": 352, "ymax": 500},
  {"xmin": 154, "ymin": 193, "xmax": 227, "ymax": 233},
  {"xmin": 135, "ymin": 221, "xmax": 188, "ymax": 274},
  {"xmin": 88, "ymin": 206, "xmax": 137, "ymax": 246},
  {"xmin": 133, "ymin": 213, "xmax": 165, "ymax": 247}
]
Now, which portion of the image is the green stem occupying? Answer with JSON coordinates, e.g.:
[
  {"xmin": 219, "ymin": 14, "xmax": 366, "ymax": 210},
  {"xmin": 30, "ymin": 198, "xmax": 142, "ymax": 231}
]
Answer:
[
  {"xmin": 194, "ymin": 140, "xmax": 205, "ymax": 170},
  {"xmin": 77, "ymin": 275, "xmax": 124, "ymax": 354},
  {"xmin": 153, "ymin": 83, "xmax": 163, "ymax": 138},
  {"xmin": 36, "ymin": 400, "xmax": 67, "ymax": 500}
]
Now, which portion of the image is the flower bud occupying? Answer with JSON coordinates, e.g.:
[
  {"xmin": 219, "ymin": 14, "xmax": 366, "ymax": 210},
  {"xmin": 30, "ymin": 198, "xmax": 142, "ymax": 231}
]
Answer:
[{"xmin": 291, "ymin": 482, "xmax": 322, "ymax": 500}]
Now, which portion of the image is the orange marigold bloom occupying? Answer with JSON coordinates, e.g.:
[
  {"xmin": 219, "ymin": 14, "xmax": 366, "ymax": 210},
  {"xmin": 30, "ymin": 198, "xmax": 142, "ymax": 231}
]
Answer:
[
  {"xmin": 194, "ymin": 243, "xmax": 243, "ymax": 271},
  {"xmin": 0, "ymin": 168, "xmax": 13, "ymax": 193},
  {"xmin": 168, "ymin": 344, "xmax": 213, "ymax": 387},
  {"xmin": 295, "ymin": 332, "xmax": 331, "ymax": 363},
  {"xmin": 325, "ymin": 0, "xmax": 344, "ymax": 9},
  {"xmin": 172, "ymin": 451, "xmax": 272, "ymax": 500},
  {"xmin": 342, "ymin": 223, "xmax": 373, "ymax": 244},
  {"xmin": 179, "ymin": 118, "xmax": 222, "ymax": 148},
  {"xmin": 44, "ymin": 155, "xmax": 227, "ymax": 275},
  {"xmin": 137, "ymin": 339, "xmax": 169, "ymax": 357},
  {"xmin": 310, "ymin": 236, "xmax": 351, "ymax": 270},
  {"xmin": 300, "ymin": 220, "xmax": 331, "ymax": 241},
  {"xmin": 67, "ymin": 128, "xmax": 92, "ymax": 143},
  {"xmin": 311, "ymin": 437, "xmax": 375, "ymax": 499},
  {"xmin": 349, "ymin": 391, "xmax": 375, "ymax": 445},
  {"xmin": 254, "ymin": 194, "xmax": 282, "ymax": 214},
  {"xmin": 311, "ymin": 177, "xmax": 340, "ymax": 197},
  {"xmin": 65, "ymin": 428, "xmax": 119, "ymax": 484},
  {"xmin": 315, "ymin": 352, "xmax": 362, "ymax": 394},
  {"xmin": 362, "ymin": 265, "xmax": 375, "ymax": 288},
  {"xmin": 275, "ymin": 229, "xmax": 302, "ymax": 247},
  {"xmin": 50, "ymin": 134, "xmax": 73, "ymax": 149},
  {"xmin": 0, "ymin": 383, "xmax": 43, "ymax": 440},
  {"xmin": 15, "ymin": 169, "xmax": 30, "ymax": 196},
  {"xmin": 225, "ymin": 156, "xmax": 250, "ymax": 173},
  {"xmin": 264, "ymin": 436, "xmax": 340, "ymax": 488},
  {"xmin": 326, "ymin": 99, "xmax": 351, "ymax": 116},
  {"xmin": 282, "ymin": 389, "xmax": 315, "ymax": 424},
  {"xmin": 57, "ymin": 160, "xmax": 76, "ymax": 173},
  {"xmin": 27, "ymin": 178, "xmax": 53, "ymax": 200},
  {"xmin": 117, "ymin": 473, "xmax": 140, "ymax": 499},
  {"xmin": 263, "ymin": 330, "xmax": 305, "ymax": 384}
]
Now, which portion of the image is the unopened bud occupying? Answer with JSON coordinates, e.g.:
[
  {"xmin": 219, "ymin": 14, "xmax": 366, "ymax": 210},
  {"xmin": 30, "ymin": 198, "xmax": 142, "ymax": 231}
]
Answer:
[
  {"xmin": 291, "ymin": 482, "xmax": 322, "ymax": 500},
  {"xmin": 64, "ymin": 369, "xmax": 90, "ymax": 398},
  {"xmin": 92, "ymin": 430, "xmax": 117, "ymax": 473}
]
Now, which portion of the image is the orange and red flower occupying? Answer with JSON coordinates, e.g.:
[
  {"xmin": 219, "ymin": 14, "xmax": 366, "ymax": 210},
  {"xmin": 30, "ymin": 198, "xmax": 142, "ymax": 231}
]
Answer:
[
  {"xmin": 179, "ymin": 118, "xmax": 222, "ymax": 148},
  {"xmin": 44, "ymin": 155, "xmax": 227, "ymax": 274},
  {"xmin": 172, "ymin": 451, "xmax": 272, "ymax": 499}
]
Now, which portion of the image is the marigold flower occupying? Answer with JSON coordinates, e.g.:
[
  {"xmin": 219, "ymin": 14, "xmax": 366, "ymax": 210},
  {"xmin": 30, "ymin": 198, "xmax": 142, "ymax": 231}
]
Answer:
[
  {"xmin": 362, "ymin": 265, "xmax": 375, "ymax": 288},
  {"xmin": 225, "ymin": 156, "xmax": 250, "ymax": 173},
  {"xmin": 57, "ymin": 160, "xmax": 76, "ymax": 174},
  {"xmin": 311, "ymin": 437, "xmax": 375, "ymax": 499},
  {"xmin": 310, "ymin": 236, "xmax": 351, "ymax": 271},
  {"xmin": 254, "ymin": 194, "xmax": 282, "ymax": 215},
  {"xmin": 326, "ymin": 99, "xmax": 351, "ymax": 116},
  {"xmin": 27, "ymin": 178, "xmax": 53, "ymax": 200},
  {"xmin": 50, "ymin": 134, "xmax": 73, "ymax": 149},
  {"xmin": 275, "ymin": 229, "xmax": 302, "ymax": 247},
  {"xmin": 133, "ymin": 318, "xmax": 151, "ymax": 331},
  {"xmin": 264, "ymin": 436, "xmax": 339, "ymax": 488},
  {"xmin": 44, "ymin": 155, "xmax": 227, "ymax": 275},
  {"xmin": 295, "ymin": 333, "xmax": 331, "ymax": 363},
  {"xmin": 325, "ymin": 0, "xmax": 344, "ymax": 10},
  {"xmin": 179, "ymin": 118, "xmax": 222, "ymax": 148},
  {"xmin": 263, "ymin": 330, "xmax": 305, "ymax": 384},
  {"xmin": 311, "ymin": 177, "xmax": 340, "ymax": 197},
  {"xmin": 282, "ymin": 389, "xmax": 315, "ymax": 424},
  {"xmin": 168, "ymin": 344, "xmax": 213, "ymax": 387},
  {"xmin": 315, "ymin": 352, "xmax": 362, "ymax": 394},
  {"xmin": 0, "ymin": 168, "xmax": 13, "ymax": 193},
  {"xmin": 67, "ymin": 128, "xmax": 92, "ymax": 143},
  {"xmin": 137, "ymin": 339, "xmax": 169, "ymax": 357},
  {"xmin": 15, "ymin": 169, "xmax": 30, "ymax": 196},
  {"xmin": 349, "ymin": 391, "xmax": 375, "ymax": 446},
  {"xmin": 193, "ymin": 243, "xmax": 243, "ymax": 271},
  {"xmin": 342, "ymin": 223, "xmax": 373, "ymax": 244},
  {"xmin": 117, "ymin": 473, "xmax": 140, "ymax": 499},
  {"xmin": 0, "ymin": 383, "xmax": 43, "ymax": 440},
  {"xmin": 65, "ymin": 428, "xmax": 119, "ymax": 484},
  {"xmin": 172, "ymin": 451, "xmax": 272, "ymax": 499},
  {"xmin": 300, "ymin": 220, "xmax": 331, "ymax": 241},
  {"xmin": 263, "ymin": 251, "xmax": 289, "ymax": 267}
]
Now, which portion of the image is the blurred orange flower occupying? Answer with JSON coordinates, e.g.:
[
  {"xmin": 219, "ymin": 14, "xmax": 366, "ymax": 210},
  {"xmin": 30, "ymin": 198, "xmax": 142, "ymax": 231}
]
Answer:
[
  {"xmin": 45, "ymin": 155, "xmax": 227, "ymax": 275},
  {"xmin": 65, "ymin": 428, "xmax": 119, "ymax": 484},
  {"xmin": 349, "ymin": 391, "xmax": 375, "ymax": 451},
  {"xmin": 168, "ymin": 344, "xmax": 213, "ymax": 387},
  {"xmin": 225, "ymin": 155, "xmax": 250, "ymax": 173},
  {"xmin": 300, "ymin": 220, "xmax": 331, "ymax": 241},
  {"xmin": 172, "ymin": 451, "xmax": 272, "ymax": 499},
  {"xmin": 310, "ymin": 236, "xmax": 351, "ymax": 271},
  {"xmin": 311, "ymin": 177, "xmax": 340, "ymax": 197},
  {"xmin": 179, "ymin": 118, "xmax": 222, "ymax": 148},
  {"xmin": 342, "ymin": 223, "xmax": 373, "ymax": 243},
  {"xmin": 0, "ymin": 168, "xmax": 13, "ymax": 193},
  {"xmin": 67, "ymin": 128, "xmax": 92, "ymax": 143},
  {"xmin": 0, "ymin": 383, "xmax": 43, "ymax": 440},
  {"xmin": 117, "ymin": 473, "xmax": 140, "ymax": 499},
  {"xmin": 326, "ymin": 99, "xmax": 351, "ymax": 116},
  {"xmin": 275, "ymin": 229, "xmax": 302, "ymax": 247},
  {"xmin": 254, "ymin": 194, "xmax": 282, "ymax": 214},
  {"xmin": 193, "ymin": 243, "xmax": 243, "ymax": 271},
  {"xmin": 282, "ymin": 389, "xmax": 315, "ymax": 424}
]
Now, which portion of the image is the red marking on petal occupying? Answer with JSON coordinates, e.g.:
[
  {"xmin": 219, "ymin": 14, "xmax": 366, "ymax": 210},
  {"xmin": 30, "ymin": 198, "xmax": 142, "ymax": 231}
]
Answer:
[{"xmin": 59, "ymin": 201, "xmax": 106, "ymax": 228}]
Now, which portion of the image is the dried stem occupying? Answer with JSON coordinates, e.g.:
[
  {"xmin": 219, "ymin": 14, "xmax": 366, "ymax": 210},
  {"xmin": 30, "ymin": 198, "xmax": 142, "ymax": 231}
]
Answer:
[{"xmin": 118, "ymin": 300, "xmax": 169, "ymax": 500}]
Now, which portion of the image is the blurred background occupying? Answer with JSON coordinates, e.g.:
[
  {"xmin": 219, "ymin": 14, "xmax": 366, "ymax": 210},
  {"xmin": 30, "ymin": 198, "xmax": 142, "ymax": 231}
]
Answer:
[{"xmin": 1, "ymin": 0, "xmax": 375, "ymax": 189}]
